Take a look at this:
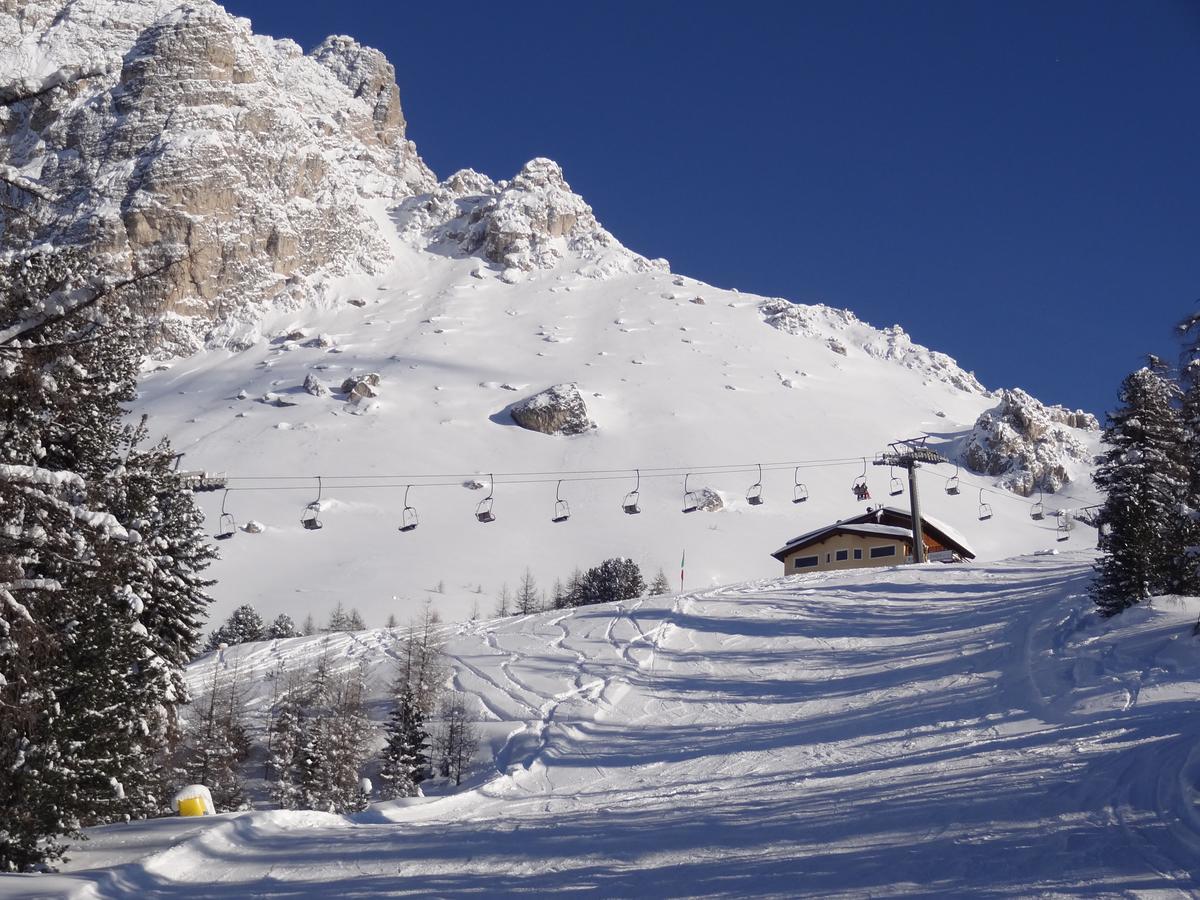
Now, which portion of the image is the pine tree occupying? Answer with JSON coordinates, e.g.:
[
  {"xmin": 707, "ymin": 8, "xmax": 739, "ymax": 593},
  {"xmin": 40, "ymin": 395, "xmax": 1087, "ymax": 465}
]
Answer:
[
  {"xmin": 648, "ymin": 568, "xmax": 672, "ymax": 596},
  {"xmin": 378, "ymin": 683, "xmax": 429, "ymax": 799},
  {"xmin": 0, "ymin": 250, "xmax": 213, "ymax": 868},
  {"xmin": 206, "ymin": 604, "xmax": 265, "ymax": 650},
  {"xmin": 576, "ymin": 559, "xmax": 646, "ymax": 607},
  {"xmin": 346, "ymin": 607, "xmax": 366, "ymax": 630},
  {"xmin": 266, "ymin": 613, "xmax": 300, "ymax": 639},
  {"xmin": 302, "ymin": 613, "xmax": 317, "ymax": 636},
  {"xmin": 1092, "ymin": 358, "xmax": 1192, "ymax": 615},
  {"xmin": 1175, "ymin": 313, "xmax": 1200, "ymax": 592}
]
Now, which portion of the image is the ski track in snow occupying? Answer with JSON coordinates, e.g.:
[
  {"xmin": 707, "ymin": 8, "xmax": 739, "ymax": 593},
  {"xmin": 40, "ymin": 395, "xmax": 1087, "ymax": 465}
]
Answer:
[{"xmin": 9, "ymin": 553, "xmax": 1200, "ymax": 898}]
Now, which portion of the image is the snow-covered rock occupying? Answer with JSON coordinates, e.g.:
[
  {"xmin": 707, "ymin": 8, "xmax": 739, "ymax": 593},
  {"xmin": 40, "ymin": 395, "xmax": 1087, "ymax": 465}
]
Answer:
[
  {"xmin": 394, "ymin": 159, "xmax": 667, "ymax": 277},
  {"xmin": 509, "ymin": 383, "xmax": 595, "ymax": 436},
  {"xmin": 961, "ymin": 388, "xmax": 1098, "ymax": 494},
  {"xmin": 758, "ymin": 300, "xmax": 984, "ymax": 393}
]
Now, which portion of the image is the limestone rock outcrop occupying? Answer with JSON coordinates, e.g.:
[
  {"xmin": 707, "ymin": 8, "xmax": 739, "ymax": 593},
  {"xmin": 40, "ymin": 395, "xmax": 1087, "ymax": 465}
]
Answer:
[{"xmin": 961, "ymin": 388, "xmax": 1098, "ymax": 495}]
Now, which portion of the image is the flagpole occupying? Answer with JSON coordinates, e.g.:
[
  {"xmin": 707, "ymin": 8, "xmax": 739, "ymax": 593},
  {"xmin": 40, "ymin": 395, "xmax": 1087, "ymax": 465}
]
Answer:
[{"xmin": 679, "ymin": 548, "xmax": 685, "ymax": 594}]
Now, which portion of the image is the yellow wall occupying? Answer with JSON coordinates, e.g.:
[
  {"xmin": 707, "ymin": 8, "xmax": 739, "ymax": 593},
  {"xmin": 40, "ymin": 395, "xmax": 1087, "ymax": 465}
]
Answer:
[{"xmin": 779, "ymin": 531, "xmax": 912, "ymax": 574}]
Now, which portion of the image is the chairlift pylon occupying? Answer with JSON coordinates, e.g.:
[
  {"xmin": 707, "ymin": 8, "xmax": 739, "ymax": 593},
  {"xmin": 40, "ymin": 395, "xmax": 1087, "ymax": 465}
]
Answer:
[
  {"xmin": 476, "ymin": 474, "xmax": 496, "ymax": 523},
  {"xmin": 682, "ymin": 473, "xmax": 700, "ymax": 514},
  {"xmin": 852, "ymin": 458, "xmax": 870, "ymax": 502},
  {"xmin": 888, "ymin": 465, "xmax": 904, "ymax": 497},
  {"xmin": 746, "ymin": 463, "xmax": 764, "ymax": 506},
  {"xmin": 301, "ymin": 476, "xmax": 324, "ymax": 531},
  {"xmin": 623, "ymin": 469, "xmax": 642, "ymax": 515},
  {"xmin": 977, "ymin": 487, "xmax": 993, "ymax": 521},
  {"xmin": 552, "ymin": 479, "xmax": 570, "ymax": 523},
  {"xmin": 399, "ymin": 484, "xmax": 418, "ymax": 533},
  {"xmin": 792, "ymin": 466, "xmax": 809, "ymax": 504},
  {"xmin": 946, "ymin": 463, "xmax": 961, "ymax": 496},
  {"xmin": 214, "ymin": 489, "xmax": 237, "ymax": 540}
]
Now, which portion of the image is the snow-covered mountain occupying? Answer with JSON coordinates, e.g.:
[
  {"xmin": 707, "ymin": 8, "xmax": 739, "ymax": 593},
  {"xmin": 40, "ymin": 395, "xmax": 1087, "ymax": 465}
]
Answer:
[
  {"xmin": 1, "ymin": 0, "xmax": 1102, "ymax": 628},
  {"xmin": 12, "ymin": 555, "xmax": 1200, "ymax": 896}
]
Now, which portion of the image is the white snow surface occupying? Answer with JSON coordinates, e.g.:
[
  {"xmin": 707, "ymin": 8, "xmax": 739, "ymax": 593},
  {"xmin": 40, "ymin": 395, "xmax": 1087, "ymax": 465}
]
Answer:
[
  {"xmin": 9, "ymin": 553, "xmax": 1200, "ymax": 897},
  {"xmin": 129, "ymin": 201, "xmax": 1101, "ymax": 628}
]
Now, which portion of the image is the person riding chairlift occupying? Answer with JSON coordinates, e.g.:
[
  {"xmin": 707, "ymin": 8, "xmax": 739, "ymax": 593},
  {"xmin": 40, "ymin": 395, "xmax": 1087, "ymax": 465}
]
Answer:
[{"xmin": 853, "ymin": 483, "xmax": 871, "ymax": 501}]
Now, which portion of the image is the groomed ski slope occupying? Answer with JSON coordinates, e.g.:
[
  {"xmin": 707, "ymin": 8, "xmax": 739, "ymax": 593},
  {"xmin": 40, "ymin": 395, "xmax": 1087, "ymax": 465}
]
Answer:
[{"xmin": 9, "ymin": 552, "xmax": 1200, "ymax": 898}]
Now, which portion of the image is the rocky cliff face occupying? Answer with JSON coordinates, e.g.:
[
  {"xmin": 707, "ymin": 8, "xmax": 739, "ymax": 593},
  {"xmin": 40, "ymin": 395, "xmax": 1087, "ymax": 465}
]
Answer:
[{"xmin": 1, "ymin": 0, "xmax": 433, "ymax": 352}]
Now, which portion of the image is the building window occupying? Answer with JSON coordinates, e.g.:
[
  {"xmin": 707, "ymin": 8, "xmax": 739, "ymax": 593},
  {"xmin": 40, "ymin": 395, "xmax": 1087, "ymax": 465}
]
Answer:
[
  {"xmin": 870, "ymin": 545, "xmax": 897, "ymax": 559},
  {"xmin": 835, "ymin": 549, "xmax": 849, "ymax": 561},
  {"xmin": 854, "ymin": 549, "xmax": 863, "ymax": 560},
  {"xmin": 793, "ymin": 555, "xmax": 819, "ymax": 569},
  {"xmin": 826, "ymin": 553, "xmax": 831, "ymax": 563}
]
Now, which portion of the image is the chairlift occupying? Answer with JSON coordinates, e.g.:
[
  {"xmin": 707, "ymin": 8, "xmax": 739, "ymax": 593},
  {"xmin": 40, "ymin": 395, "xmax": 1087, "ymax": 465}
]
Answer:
[
  {"xmin": 623, "ymin": 469, "xmax": 642, "ymax": 515},
  {"xmin": 476, "ymin": 474, "xmax": 496, "ymax": 523},
  {"xmin": 852, "ymin": 458, "xmax": 870, "ymax": 502},
  {"xmin": 682, "ymin": 473, "xmax": 701, "ymax": 514},
  {"xmin": 977, "ymin": 487, "xmax": 992, "ymax": 521},
  {"xmin": 888, "ymin": 465, "xmax": 904, "ymax": 497},
  {"xmin": 946, "ymin": 463, "xmax": 961, "ymax": 496},
  {"xmin": 1030, "ymin": 486, "xmax": 1045, "ymax": 521},
  {"xmin": 792, "ymin": 466, "xmax": 809, "ymax": 504},
  {"xmin": 214, "ymin": 489, "xmax": 237, "ymax": 540},
  {"xmin": 399, "ymin": 484, "xmax": 418, "ymax": 533},
  {"xmin": 1056, "ymin": 509, "xmax": 1071, "ymax": 542},
  {"xmin": 301, "ymin": 475, "xmax": 324, "ymax": 530},
  {"xmin": 552, "ymin": 480, "xmax": 571, "ymax": 523},
  {"xmin": 746, "ymin": 463, "xmax": 764, "ymax": 506}
]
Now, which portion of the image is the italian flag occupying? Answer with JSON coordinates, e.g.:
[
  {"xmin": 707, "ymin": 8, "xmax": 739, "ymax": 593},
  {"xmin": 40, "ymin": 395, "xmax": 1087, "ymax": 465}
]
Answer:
[{"xmin": 679, "ymin": 549, "xmax": 685, "ymax": 593}]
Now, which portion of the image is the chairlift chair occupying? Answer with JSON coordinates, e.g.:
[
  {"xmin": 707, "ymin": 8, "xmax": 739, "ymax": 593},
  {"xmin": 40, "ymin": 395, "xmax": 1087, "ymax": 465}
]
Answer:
[
  {"xmin": 623, "ymin": 469, "xmax": 642, "ymax": 515},
  {"xmin": 682, "ymin": 473, "xmax": 700, "ymax": 514},
  {"xmin": 746, "ymin": 463, "xmax": 765, "ymax": 506},
  {"xmin": 977, "ymin": 488, "xmax": 992, "ymax": 521},
  {"xmin": 1030, "ymin": 495, "xmax": 1045, "ymax": 521},
  {"xmin": 214, "ymin": 489, "xmax": 237, "ymax": 540},
  {"xmin": 301, "ymin": 476, "xmax": 324, "ymax": 530},
  {"xmin": 888, "ymin": 466, "xmax": 904, "ymax": 497},
  {"xmin": 792, "ymin": 467, "xmax": 809, "ymax": 504},
  {"xmin": 552, "ymin": 480, "xmax": 571, "ymax": 523},
  {"xmin": 399, "ymin": 484, "xmax": 419, "ymax": 533},
  {"xmin": 1056, "ymin": 509, "xmax": 1071, "ymax": 542},
  {"xmin": 852, "ymin": 458, "xmax": 870, "ymax": 501},
  {"xmin": 946, "ymin": 464, "xmax": 961, "ymax": 496},
  {"xmin": 476, "ymin": 474, "xmax": 496, "ymax": 523}
]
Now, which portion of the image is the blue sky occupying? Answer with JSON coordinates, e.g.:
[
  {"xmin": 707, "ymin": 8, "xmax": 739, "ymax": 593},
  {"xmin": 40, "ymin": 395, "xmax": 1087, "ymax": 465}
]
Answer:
[{"xmin": 225, "ymin": 0, "xmax": 1199, "ymax": 416}]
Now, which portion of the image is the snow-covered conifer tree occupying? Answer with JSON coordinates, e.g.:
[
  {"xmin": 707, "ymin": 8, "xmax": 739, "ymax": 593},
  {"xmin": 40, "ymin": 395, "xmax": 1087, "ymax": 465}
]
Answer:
[
  {"xmin": 267, "ymin": 613, "xmax": 300, "ymax": 639},
  {"xmin": 1092, "ymin": 358, "xmax": 1191, "ymax": 615},
  {"xmin": 378, "ymin": 682, "xmax": 429, "ymax": 799},
  {"xmin": 648, "ymin": 569, "xmax": 672, "ymax": 596}
]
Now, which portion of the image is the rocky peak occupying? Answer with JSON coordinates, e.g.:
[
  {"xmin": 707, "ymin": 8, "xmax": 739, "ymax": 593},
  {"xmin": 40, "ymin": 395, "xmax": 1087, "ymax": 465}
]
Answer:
[
  {"xmin": 0, "ymin": 0, "xmax": 434, "ymax": 354},
  {"xmin": 395, "ymin": 158, "xmax": 668, "ymax": 279},
  {"xmin": 309, "ymin": 35, "xmax": 405, "ymax": 137}
]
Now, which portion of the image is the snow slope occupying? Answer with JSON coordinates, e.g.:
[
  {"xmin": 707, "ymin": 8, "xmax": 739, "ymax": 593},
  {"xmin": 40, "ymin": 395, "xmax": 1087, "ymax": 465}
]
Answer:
[
  {"xmin": 11, "ymin": 553, "xmax": 1200, "ymax": 897},
  {"xmin": 133, "ymin": 188, "xmax": 1101, "ymax": 628}
]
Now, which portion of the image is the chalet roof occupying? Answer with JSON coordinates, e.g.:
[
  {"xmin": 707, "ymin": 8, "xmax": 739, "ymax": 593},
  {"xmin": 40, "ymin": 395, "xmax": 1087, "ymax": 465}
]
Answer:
[{"xmin": 770, "ymin": 506, "xmax": 976, "ymax": 561}]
